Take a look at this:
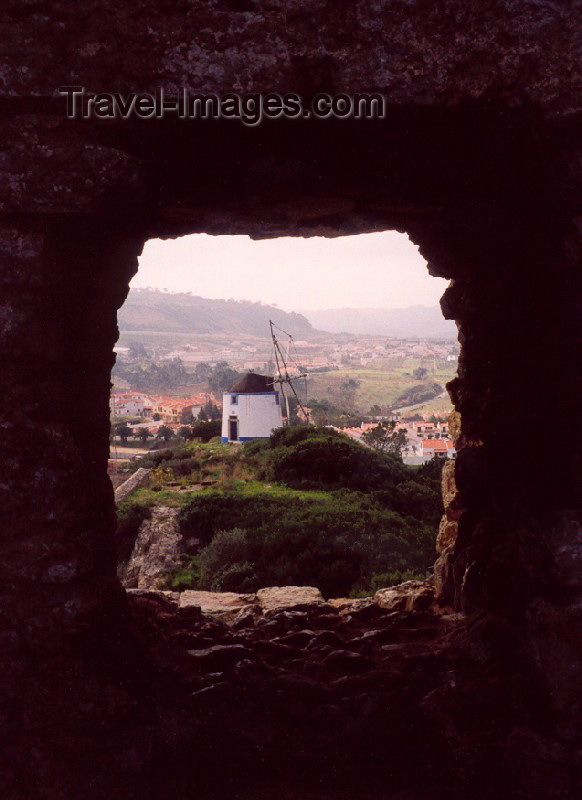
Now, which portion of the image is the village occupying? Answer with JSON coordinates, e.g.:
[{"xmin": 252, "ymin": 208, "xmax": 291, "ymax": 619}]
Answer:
[
  {"xmin": 110, "ymin": 350, "xmax": 453, "ymax": 603},
  {"xmin": 116, "ymin": 332, "xmax": 458, "ymax": 372},
  {"xmin": 110, "ymin": 326, "xmax": 458, "ymax": 466},
  {"xmin": 110, "ymin": 373, "xmax": 456, "ymax": 466}
]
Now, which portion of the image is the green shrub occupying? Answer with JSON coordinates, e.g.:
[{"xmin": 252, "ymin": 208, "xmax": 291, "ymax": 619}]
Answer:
[
  {"xmin": 198, "ymin": 528, "xmax": 249, "ymax": 581},
  {"xmin": 350, "ymin": 569, "xmax": 430, "ymax": 597},
  {"xmin": 254, "ymin": 425, "xmax": 406, "ymax": 491},
  {"xmin": 241, "ymin": 438, "xmax": 269, "ymax": 456},
  {"xmin": 191, "ymin": 419, "xmax": 221, "ymax": 442},
  {"xmin": 177, "ymin": 482, "xmax": 437, "ymax": 597},
  {"xmin": 135, "ymin": 427, "xmax": 445, "ymax": 598},
  {"xmin": 211, "ymin": 561, "xmax": 258, "ymax": 592},
  {"xmin": 170, "ymin": 554, "xmax": 202, "ymax": 590},
  {"xmin": 127, "ymin": 445, "xmax": 202, "ymax": 477},
  {"xmin": 388, "ymin": 480, "xmax": 443, "ymax": 528}
]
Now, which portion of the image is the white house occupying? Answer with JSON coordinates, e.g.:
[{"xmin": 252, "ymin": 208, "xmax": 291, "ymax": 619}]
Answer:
[
  {"xmin": 422, "ymin": 438, "xmax": 456, "ymax": 459},
  {"xmin": 110, "ymin": 393, "xmax": 153, "ymax": 417},
  {"xmin": 221, "ymin": 373, "xmax": 282, "ymax": 443}
]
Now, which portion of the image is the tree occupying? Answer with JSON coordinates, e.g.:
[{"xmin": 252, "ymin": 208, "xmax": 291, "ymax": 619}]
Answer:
[
  {"xmin": 201, "ymin": 400, "xmax": 221, "ymax": 420},
  {"xmin": 283, "ymin": 394, "xmax": 302, "ymax": 425},
  {"xmin": 209, "ymin": 361, "xmax": 241, "ymax": 393},
  {"xmin": 179, "ymin": 425, "xmax": 194, "ymax": 440},
  {"xmin": 193, "ymin": 362, "xmax": 212, "ymax": 383},
  {"xmin": 156, "ymin": 425, "xmax": 174, "ymax": 443},
  {"xmin": 368, "ymin": 404, "xmax": 382, "ymax": 417},
  {"xmin": 128, "ymin": 342, "xmax": 148, "ymax": 360},
  {"xmin": 115, "ymin": 423, "xmax": 133, "ymax": 443},
  {"xmin": 361, "ymin": 421, "xmax": 409, "ymax": 459},
  {"xmin": 161, "ymin": 357, "xmax": 187, "ymax": 387},
  {"xmin": 307, "ymin": 398, "xmax": 334, "ymax": 425},
  {"xmin": 135, "ymin": 427, "xmax": 153, "ymax": 444},
  {"xmin": 412, "ymin": 367, "xmax": 428, "ymax": 380},
  {"xmin": 111, "ymin": 355, "xmax": 187, "ymax": 393},
  {"xmin": 191, "ymin": 419, "xmax": 222, "ymax": 442}
]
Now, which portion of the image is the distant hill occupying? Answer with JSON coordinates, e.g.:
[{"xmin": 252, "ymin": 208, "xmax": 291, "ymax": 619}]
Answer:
[
  {"xmin": 300, "ymin": 306, "xmax": 456, "ymax": 339},
  {"xmin": 119, "ymin": 289, "xmax": 315, "ymax": 337}
]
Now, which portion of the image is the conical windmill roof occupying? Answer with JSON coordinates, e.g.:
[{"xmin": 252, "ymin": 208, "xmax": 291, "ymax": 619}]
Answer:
[{"xmin": 229, "ymin": 373, "xmax": 276, "ymax": 393}]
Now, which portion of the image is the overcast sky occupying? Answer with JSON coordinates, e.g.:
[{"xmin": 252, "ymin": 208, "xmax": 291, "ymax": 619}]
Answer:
[{"xmin": 132, "ymin": 231, "xmax": 448, "ymax": 311}]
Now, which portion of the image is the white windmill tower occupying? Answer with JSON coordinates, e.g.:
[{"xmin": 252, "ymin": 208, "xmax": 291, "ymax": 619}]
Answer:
[
  {"xmin": 221, "ymin": 371, "xmax": 283, "ymax": 443},
  {"xmin": 221, "ymin": 321, "xmax": 310, "ymax": 443}
]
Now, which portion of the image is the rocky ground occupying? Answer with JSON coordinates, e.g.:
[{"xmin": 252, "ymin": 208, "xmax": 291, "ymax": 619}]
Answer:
[{"xmin": 125, "ymin": 582, "xmax": 556, "ymax": 800}]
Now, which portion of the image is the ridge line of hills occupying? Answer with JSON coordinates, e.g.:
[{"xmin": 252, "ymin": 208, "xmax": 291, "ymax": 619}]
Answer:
[
  {"xmin": 299, "ymin": 305, "xmax": 456, "ymax": 338},
  {"xmin": 119, "ymin": 288, "xmax": 456, "ymax": 339},
  {"xmin": 118, "ymin": 288, "xmax": 314, "ymax": 337}
]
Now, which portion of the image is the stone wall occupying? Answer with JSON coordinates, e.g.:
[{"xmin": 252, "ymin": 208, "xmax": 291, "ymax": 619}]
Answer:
[
  {"xmin": 121, "ymin": 505, "xmax": 182, "ymax": 589},
  {"xmin": 123, "ymin": 582, "xmax": 574, "ymax": 799},
  {"xmin": 114, "ymin": 467, "xmax": 151, "ymax": 502},
  {"xmin": 1, "ymin": 3, "xmax": 580, "ymax": 798}
]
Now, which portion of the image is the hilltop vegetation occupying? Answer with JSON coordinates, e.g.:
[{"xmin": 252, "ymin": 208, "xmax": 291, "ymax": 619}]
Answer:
[
  {"xmin": 118, "ymin": 288, "xmax": 315, "ymax": 337},
  {"xmin": 117, "ymin": 427, "xmax": 444, "ymax": 597}
]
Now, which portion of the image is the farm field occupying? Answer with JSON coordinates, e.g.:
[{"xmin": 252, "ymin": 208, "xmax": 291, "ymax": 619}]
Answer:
[{"xmin": 304, "ymin": 359, "xmax": 457, "ymax": 413}]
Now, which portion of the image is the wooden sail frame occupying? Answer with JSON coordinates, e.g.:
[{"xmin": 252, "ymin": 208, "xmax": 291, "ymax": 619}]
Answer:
[{"xmin": 269, "ymin": 320, "xmax": 310, "ymax": 425}]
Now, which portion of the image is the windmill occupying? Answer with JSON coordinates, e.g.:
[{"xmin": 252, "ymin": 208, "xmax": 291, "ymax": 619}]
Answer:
[{"xmin": 269, "ymin": 320, "xmax": 310, "ymax": 425}]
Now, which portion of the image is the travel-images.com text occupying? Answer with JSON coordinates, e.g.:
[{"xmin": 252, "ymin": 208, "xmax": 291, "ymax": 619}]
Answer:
[{"xmin": 59, "ymin": 87, "xmax": 386, "ymax": 125}]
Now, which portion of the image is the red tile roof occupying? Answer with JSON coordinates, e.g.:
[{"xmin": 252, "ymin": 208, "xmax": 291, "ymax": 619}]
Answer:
[{"xmin": 423, "ymin": 439, "xmax": 448, "ymax": 450}]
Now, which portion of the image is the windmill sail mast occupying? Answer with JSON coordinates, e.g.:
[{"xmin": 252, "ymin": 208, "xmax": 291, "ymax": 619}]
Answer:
[{"xmin": 269, "ymin": 320, "xmax": 309, "ymax": 425}]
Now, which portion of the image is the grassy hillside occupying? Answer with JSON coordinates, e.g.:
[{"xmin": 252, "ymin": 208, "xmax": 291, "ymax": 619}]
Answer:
[
  {"xmin": 117, "ymin": 429, "xmax": 445, "ymax": 597},
  {"xmin": 119, "ymin": 288, "xmax": 315, "ymax": 337}
]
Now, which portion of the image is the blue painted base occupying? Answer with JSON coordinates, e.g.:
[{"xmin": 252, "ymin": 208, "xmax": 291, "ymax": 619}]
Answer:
[{"xmin": 221, "ymin": 436, "xmax": 269, "ymax": 443}]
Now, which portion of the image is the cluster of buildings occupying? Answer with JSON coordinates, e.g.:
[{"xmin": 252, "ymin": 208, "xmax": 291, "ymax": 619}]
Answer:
[
  {"xmin": 150, "ymin": 335, "xmax": 458, "ymax": 373},
  {"xmin": 111, "ymin": 383, "xmax": 456, "ymax": 463},
  {"xmin": 412, "ymin": 418, "xmax": 456, "ymax": 460},
  {"xmin": 111, "ymin": 377, "xmax": 280, "ymax": 445},
  {"xmin": 111, "ymin": 369, "xmax": 456, "ymax": 464},
  {"xmin": 110, "ymin": 391, "xmax": 216, "ymax": 422},
  {"xmin": 321, "ymin": 337, "xmax": 458, "ymax": 368},
  {"xmin": 217, "ymin": 374, "xmax": 456, "ymax": 456},
  {"xmin": 330, "ymin": 415, "xmax": 456, "ymax": 463}
]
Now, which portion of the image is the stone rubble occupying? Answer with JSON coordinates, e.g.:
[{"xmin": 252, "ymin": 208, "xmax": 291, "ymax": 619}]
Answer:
[
  {"xmin": 137, "ymin": 583, "xmax": 437, "ymax": 624},
  {"xmin": 126, "ymin": 580, "xmax": 553, "ymax": 799}
]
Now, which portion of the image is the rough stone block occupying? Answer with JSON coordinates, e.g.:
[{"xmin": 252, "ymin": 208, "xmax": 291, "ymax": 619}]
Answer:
[
  {"xmin": 374, "ymin": 581, "xmax": 434, "ymax": 613},
  {"xmin": 437, "ymin": 517, "xmax": 459, "ymax": 554},
  {"xmin": 179, "ymin": 590, "xmax": 257, "ymax": 620},
  {"xmin": 256, "ymin": 586, "xmax": 326, "ymax": 614}
]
